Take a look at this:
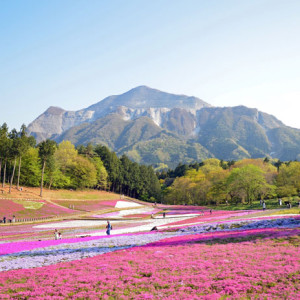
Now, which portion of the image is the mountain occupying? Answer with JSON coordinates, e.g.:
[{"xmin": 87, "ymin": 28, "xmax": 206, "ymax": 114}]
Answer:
[
  {"xmin": 28, "ymin": 86, "xmax": 210, "ymax": 142},
  {"xmin": 27, "ymin": 86, "xmax": 300, "ymax": 168}
]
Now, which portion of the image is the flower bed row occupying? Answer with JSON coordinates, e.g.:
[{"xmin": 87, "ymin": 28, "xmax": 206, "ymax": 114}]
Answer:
[{"xmin": 0, "ymin": 226, "xmax": 299, "ymax": 299}]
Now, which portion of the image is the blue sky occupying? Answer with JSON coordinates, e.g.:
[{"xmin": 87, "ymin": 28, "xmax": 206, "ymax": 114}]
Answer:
[{"xmin": 1, "ymin": 0, "xmax": 300, "ymax": 130}]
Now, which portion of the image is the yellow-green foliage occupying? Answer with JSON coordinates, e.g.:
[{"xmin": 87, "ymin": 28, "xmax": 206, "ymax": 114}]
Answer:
[
  {"xmin": 269, "ymin": 208, "xmax": 300, "ymax": 215},
  {"xmin": 12, "ymin": 200, "xmax": 44, "ymax": 210}
]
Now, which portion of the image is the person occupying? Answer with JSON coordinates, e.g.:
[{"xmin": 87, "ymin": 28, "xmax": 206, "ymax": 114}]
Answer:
[
  {"xmin": 279, "ymin": 198, "xmax": 282, "ymax": 206},
  {"xmin": 58, "ymin": 232, "xmax": 62, "ymax": 239},
  {"xmin": 12, "ymin": 215, "xmax": 16, "ymax": 223},
  {"xmin": 151, "ymin": 213, "xmax": 154, "ymax": 219},
  {"xmin": 163, "ymin": 212, "xmax": 166, "ymax": 218},
  {"xmin": 3, "ymin": 216, "xmax": 6, "ymax": 224},
  {"xmin": 54, "ymin": 229, "xmax": 59, "ymax": 240},
  {"xmin": 262, "ymin": 201, "xmax": 266, "ymax": 211},
  {"xmin": 106, "ymin": 221, "xmax": 112, "ymax": 235},
  {"xmin": 210, "ymin": 209, "xmax": 212, "ymax": 215}
]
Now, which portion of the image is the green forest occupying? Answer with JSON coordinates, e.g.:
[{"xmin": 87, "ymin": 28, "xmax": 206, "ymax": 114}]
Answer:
[
  {"xmin": 0, "ymin": 123, "xmax": 161, "ymax": 201},
  {"xmin": 159, "ymin": 158, "xmax": 300, "ymax": 207},
  {"xmin": 1, "ymin": 122, "xmax": 300, "ymax": 206}
]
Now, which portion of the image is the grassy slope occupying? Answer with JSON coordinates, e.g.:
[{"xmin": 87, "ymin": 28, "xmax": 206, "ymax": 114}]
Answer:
[
  {"xmin": 209, "ymin": 197, "xmax": 300, "ymax": 214},
  {"xmin": 0, "ymin": 185, "xmax": 119, "ymax": 200}
]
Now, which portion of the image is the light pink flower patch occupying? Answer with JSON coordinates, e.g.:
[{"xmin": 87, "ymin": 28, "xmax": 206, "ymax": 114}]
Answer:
[
  {"xmin": 0, "ymin": 199, "xmax": 24, "ymax": 215},
  {"xmin": 98, "ymin": 200, "xmax": 120, "ymax": 207}
]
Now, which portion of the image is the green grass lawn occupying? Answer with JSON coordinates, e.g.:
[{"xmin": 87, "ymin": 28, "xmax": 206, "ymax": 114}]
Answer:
[
  {"xmin": 44, "ymin": 190, "xmax": 119, "ymax": 200},
  {"xmin": 1, "ymin": 186, "xmax": 121, "ymax": 201},
  {"xmin": 210, "ymin": 197, "xmax": 300, "ymax": 212}
]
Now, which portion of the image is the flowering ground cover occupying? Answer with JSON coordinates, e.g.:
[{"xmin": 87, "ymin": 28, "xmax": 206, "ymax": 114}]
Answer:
[
  {"xmin": 91, "ymin": 206, "xmax": 160, "ymax": 219},
  {"xmin": 0, "ymin": 198, "xmax": 75, "ymax": 220},
  {"xmin": 51, "ymin": 199, "xmax": 143, "ymax": 212},
  {"xmin": 0, "ymin": 201, "xmax": 299, "ymax": 299},
  {"xmin": 164, "ymin": 210, "xmax": 256, "ymax": 227},
  {"xmin": 0, "ymin": 226, "xmax": 299, "ymax": 299},
  {"xmin": 97, "ymin": 200, "xmax": 120, "ymax": 207},
  {"xmin": 0, "ymin": 199, "xmax": 24, "ymax": 216}
]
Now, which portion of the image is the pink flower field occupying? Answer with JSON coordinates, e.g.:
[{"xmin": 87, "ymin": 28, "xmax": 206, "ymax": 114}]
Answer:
[
  {"xmin": 0, "ymin": 227, "xmax": 299, "ymax": 299},
  {"xmin": 0, "ymin": 198, "xmax": 76, "ymax": 219},
  {"xmin": 0, "ymin": 199, "xmax": 24, "ymax": 215}
]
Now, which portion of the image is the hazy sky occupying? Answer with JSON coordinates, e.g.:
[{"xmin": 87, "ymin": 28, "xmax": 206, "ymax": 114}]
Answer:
[{"xmin": 1, "ymin": 0, "xmax": 300, "ymax": 130}]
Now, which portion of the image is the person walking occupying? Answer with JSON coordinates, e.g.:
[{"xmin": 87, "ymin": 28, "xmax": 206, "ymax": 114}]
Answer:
[
  {"xmin": 106, "ymin": 220, "xmax": 112, "ymax": 235},
  {"xmin": 262, "ymin": 201, "xmax": 266, "ymax": 211},
  {"xmin": 54, "ymin": 229, "xmax": 59, "ymax": 240}
]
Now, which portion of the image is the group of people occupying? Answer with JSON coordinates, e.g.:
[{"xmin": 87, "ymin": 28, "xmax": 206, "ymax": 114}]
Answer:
[
  {"xmin": 1, "ymin": 215, "xmax": 16, "ymax": 223},
  {"xmin": 260, "ymin": 198, "xmax": 300, "ymax": 210}
]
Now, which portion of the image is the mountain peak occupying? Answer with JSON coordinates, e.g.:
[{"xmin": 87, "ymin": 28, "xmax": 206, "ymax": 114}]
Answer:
[
  {"xmin": 45, "ymin": 106, "xmax": 66, "ymax": 115},
  {"xmin": 88, "ymin": 85, "xmax": 210, "ymax": 112}
]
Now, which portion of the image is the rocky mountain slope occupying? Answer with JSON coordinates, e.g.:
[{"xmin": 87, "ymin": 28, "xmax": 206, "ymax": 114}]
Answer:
[
  {"xmin": 27, "ymin": 86, "xmax": 300, "ymax": 167},
  {"xmin": 28, "ymin": 86, "xmax": 210, "ymax": 142}
]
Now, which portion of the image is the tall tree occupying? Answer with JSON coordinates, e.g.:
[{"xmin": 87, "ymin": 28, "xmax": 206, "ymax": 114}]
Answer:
[
  {"xmin": 94, "ymin": 145, "xmax": 122, "ymax": 192},
  {"xmin": 8, "ymin": 129, "xmax": 19, "ymax": 193},
  {"xmin": 274, "ymin": 160, "xmax": 283, "ymax": 173},
  {"xmin": 226, "ymin": 165, "xmax": 271, "ymax": 204},
  {"xmin": 68, "ymin": 155, "xmax": 97, "ymax": 189},
  {"xmin": 18, "ymin": 147, "xmax": 40, "ymax": 187},
  {"xmin": 38, "ymin": 139, "xmax": 57, "ymax": 197},
  {"xmin": 275, "ymin": 161, "xmax": 300, "ymax": 197},
  {"xmin": 0, "ymin": 123, "xmax": 10, "ymax": 187},
  {"xmin": 16, "ymin": 124, "xmax": 33, "ymax": 190}
]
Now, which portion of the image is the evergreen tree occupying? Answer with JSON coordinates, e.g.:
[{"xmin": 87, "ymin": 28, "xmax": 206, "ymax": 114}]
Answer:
[
  {"xmin": 8, "ymin": 129, "xmax": 20, "ymax": 193},
  {"xmin": 16, "ymin": 124, "xmax": 34, "ymax": 190},
  {"xmin": 94, "ymin": 145, "xmax": 122, "ymax": 192}
]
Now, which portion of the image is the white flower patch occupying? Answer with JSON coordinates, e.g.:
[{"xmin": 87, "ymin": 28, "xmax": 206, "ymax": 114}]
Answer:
[
  {"xmin": 87, "ymin": 216, "xmax": 195, "ymax": 236},
  {"xmin": 118, "ymin": 207, "xmax": 155, "ymax": 216},
  {"xmin": 154, "ymin": 213, "xmax": 200, "ymax": 219},
  {"xmin": 115, "ymin": 201, "xmax": 143, "ymax": 208},
  {"xmin": 0, "ymin": 232, "xmax": 178, "ymax": 271},
  {"xmin": 34, "ymin": 220, "xmax": 108, "ymax": 229}
]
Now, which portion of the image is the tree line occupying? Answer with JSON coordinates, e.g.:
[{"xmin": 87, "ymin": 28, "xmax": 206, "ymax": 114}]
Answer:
[
  {"xmin": 0, "ymin": 123, "xmax": 161, "ymax": 201},
  {"xmin": 159, "ymin": 158, "xmax": 300, "ymax": 205}
]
